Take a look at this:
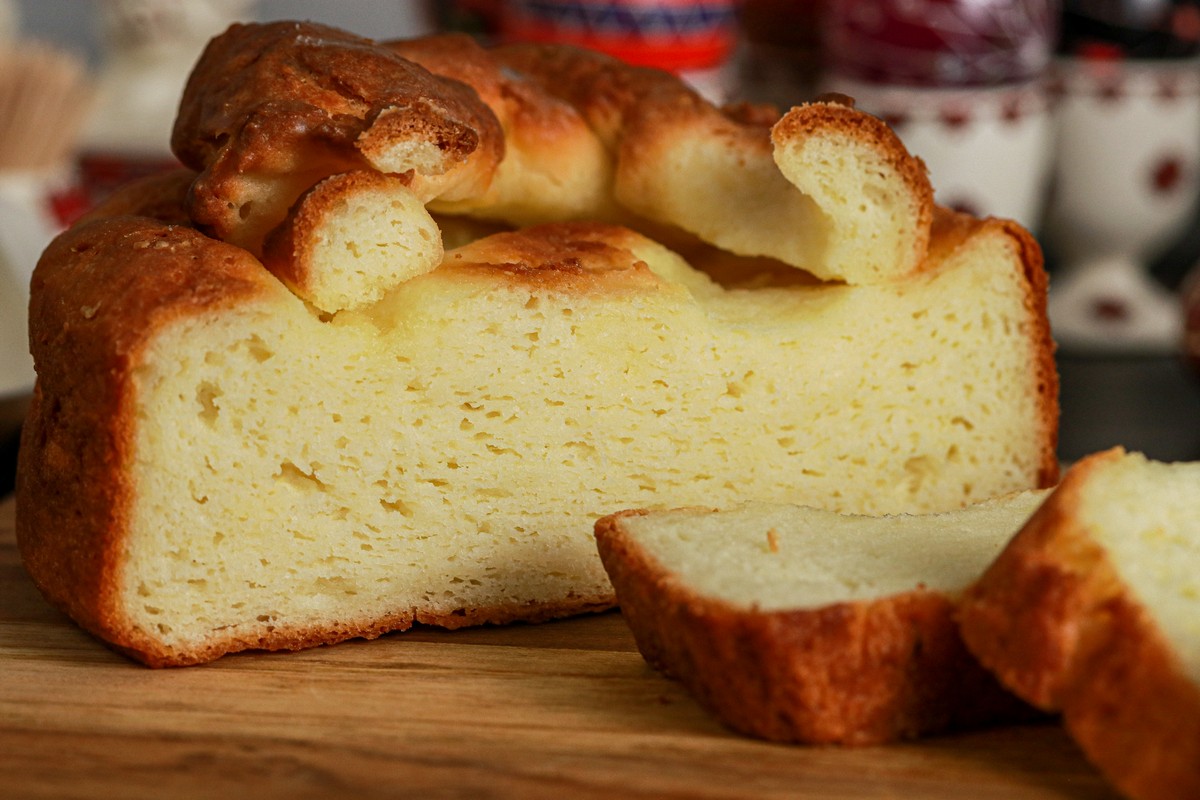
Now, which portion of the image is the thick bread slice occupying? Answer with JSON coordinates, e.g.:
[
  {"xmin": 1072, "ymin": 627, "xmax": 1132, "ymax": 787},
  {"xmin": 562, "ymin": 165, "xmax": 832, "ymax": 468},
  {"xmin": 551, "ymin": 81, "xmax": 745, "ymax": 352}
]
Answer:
[
  {"xmin": 171, "ymin": 21, "xmax": 504, "ymax": 256},
  {"xmin": 958, "ymin": 448, "xmax": 1200, "ymax": 800},
  {"xmin": 18, "ymin": 190, "xmax": 1055, "ymax": 666},
  {"xmin": 594, "ymin": 492, "xmax": 1050, "ymax": 745}
]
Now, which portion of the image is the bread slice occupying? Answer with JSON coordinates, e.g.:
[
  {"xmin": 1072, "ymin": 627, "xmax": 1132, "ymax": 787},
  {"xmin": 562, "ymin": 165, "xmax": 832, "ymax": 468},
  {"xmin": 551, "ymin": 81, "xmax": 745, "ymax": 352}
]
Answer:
[
  {"xmin": 594, "ymin": 492, "xmax": 1050, "ymax": 745},
  {"xmin": 958, "ymin": 448, "xmax": 1200, "ymax": 800}
]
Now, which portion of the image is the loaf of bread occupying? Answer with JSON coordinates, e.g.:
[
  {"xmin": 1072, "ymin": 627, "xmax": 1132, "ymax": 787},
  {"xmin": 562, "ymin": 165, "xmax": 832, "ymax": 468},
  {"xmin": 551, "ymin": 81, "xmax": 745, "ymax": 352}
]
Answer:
[
  {"xmin": 594, "ymin": 491, "xmax": 1050, "ymax": 744},
  {"xmin": 958, "ymin": 448, "xmax": 1200, "ymax": 800},
  {"xmin": 16, "ymin": 21, "xmax": 1058, "ymax": 666}
]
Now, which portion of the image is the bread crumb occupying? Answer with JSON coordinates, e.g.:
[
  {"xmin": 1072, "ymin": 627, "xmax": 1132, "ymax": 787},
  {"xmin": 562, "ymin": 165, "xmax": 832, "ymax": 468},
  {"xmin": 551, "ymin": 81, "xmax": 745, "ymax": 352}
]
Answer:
[{"xmin": 766, "ymin": 528, "xmax": 780, "ymax": 554}]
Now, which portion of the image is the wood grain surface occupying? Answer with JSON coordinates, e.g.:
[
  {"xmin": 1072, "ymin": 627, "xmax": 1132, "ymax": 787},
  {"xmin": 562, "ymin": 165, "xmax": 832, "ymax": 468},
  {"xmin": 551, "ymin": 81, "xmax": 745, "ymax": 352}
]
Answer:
[{"xmin": 0, "ymin": 498, "xmax": 1121, "ymax": 800}]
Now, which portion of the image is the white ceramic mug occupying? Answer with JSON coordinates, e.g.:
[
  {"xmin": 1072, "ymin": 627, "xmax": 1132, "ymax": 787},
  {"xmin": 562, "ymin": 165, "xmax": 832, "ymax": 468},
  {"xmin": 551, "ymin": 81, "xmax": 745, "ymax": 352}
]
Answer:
[
  {"xmin": 1043, "ymin": 56, "xmax": 1200, "ymax": 351},
  {"xmin": 821, "ymin": 75, "xmax": 1055, "ymax": 228}
]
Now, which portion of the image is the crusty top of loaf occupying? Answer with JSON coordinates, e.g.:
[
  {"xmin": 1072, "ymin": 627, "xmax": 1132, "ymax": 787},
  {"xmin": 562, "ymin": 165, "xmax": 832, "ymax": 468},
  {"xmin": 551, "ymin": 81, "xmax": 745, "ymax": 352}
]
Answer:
[
  {"xmin": 169, "ymin": 22, "xmax": 936, "ymax": 286},
  {"xmin": 489, "ymin": 42, "xmax": 935, "ymax": 283},
  {"xmin": 443, "ymin": 222, "xmax": 665, "ymax": 291},
  {"xmin": 172, "ymin": 21, "xmax": 504, "ymax": 255},
  {"xmin": 388, "ymin": 34, "xmax": 626, "ymax": 227},
  {"xmin": 489, "ymin": 40, "xmax": 716, "ymax": 150}
]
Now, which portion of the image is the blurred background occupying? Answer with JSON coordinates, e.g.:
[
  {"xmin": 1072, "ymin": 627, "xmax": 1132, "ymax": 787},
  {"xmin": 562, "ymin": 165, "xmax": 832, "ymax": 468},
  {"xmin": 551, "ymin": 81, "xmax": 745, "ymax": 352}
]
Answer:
[{"xmin": 3, "ymin": 0, "xmax": 1200, "ymax": 498}]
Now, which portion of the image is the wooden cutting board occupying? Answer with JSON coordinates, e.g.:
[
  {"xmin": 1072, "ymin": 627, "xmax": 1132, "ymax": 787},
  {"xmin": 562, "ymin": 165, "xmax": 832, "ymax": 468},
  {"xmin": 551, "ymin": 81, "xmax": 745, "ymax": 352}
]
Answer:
[{"xmin": 0, "ymin": 498, "xmax": 1120, "ymax": 800}]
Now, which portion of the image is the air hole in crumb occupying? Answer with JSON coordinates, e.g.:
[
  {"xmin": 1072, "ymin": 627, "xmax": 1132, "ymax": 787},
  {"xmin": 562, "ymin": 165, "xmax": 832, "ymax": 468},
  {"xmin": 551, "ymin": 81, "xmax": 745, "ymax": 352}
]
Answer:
[
  {"xmin": 276, "ymin": 461, "xmax": 329, "ymax": 492},
  {"xmin": 245, "ymin": 335, "xmax": 274, "ymax": 363},
  {"xmin": 196, "ymin": 381, "xmax": 222, "ymax": 424},
  {"xmin": 380, "ymin": 497, "xmax": 414, "ymax": 517}
]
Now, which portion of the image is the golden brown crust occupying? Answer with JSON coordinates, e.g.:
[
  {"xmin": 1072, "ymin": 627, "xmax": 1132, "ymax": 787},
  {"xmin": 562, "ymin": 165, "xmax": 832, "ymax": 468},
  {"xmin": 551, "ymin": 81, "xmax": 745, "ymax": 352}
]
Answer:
[
  {"xmin": 121, "ymin": 595, "xmax": 614, "ymax": 668},
  {"xmin": 388, "ymin": 34, "xmax": 625, "ymax": 226},
  {"xmin": 172, "ymin": 21, "xmax": 503, "ymax": 255},
  {"xmin": 390, "ymin": 34, "xmax": 593, "ymax": 147},
  {"xmin": 171, "ymin": 25, "xmax": 945, "ymax": 285},
  {"xmin": 958, "ymin": 448, "xmax": 1200, "ymax": 800},
  {"xmin": 771, "ymin": 101, "xmax": 918, "ymax": 169},
  {"xmin": 771, "ymin": 101, "xmax": 918, "ymax": 173},
  {"xmin": 766, "ymin": 101, "xmax": 934, "ymax": 282},
  {"xmin": 482, "ymin": 44, "xmax": 938, "ymax": 283},
  {"xmin": 491, "ymin": 40, "xmax": 772, "ymax": 214},
  {"xmin": 492, "ymin": 41, "xmax": 721, "ymax": 149},
  {"xmin": 16, "ymin": 217, "xmax": 282, "ymax": 664},
  {"xmin": 596, "ymin": 510, "xmax": 1039, "ymax": 746},
  {"xmin": 441, "ymin": 221, "xmax": 665, "ymax": 295}
]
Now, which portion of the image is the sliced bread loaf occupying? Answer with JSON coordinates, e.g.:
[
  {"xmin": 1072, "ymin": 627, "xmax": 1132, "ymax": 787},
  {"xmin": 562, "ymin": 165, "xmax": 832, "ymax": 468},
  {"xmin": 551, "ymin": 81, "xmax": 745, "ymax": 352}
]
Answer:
[
  {"xmin": 594, "ymin": 492, "xmax": 1050, "ymax": 744},
  {"xmin": 958, "ymin": 448, "xmax": 1200, "ymax": 800},
  {"xmin": 16, "ymin": 21, "xmax": 1058, "ymax": 667}
]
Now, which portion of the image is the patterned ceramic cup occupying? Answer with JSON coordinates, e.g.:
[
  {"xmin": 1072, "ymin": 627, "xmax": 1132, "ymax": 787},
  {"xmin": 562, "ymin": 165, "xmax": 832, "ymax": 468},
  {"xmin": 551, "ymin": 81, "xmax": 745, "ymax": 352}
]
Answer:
[
  {"xmin": 821, "ymin": 75, "xmax": 1055, "ymax": 226},
  {"xmin": 820, "ymin": 0, "xmax": 1057, "ymax": 227},
  {"xmin": 498, "ymin": 0, "xmax": 740, "ymax": 100},
  {"xmin": 1043, "ymin": 56, "xmax": 1200, "ymax": 351}
]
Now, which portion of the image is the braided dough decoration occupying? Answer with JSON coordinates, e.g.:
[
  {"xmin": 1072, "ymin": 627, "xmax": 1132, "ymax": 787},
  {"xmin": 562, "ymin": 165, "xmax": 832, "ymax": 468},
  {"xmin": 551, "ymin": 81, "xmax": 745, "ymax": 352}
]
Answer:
[
  {"xmin": 483, "ymin": 40, "xmax": 935, "ymax": 284},
  {"xmin": 173, "ymin": 23, "xmax": 936, "ymax": 303}
]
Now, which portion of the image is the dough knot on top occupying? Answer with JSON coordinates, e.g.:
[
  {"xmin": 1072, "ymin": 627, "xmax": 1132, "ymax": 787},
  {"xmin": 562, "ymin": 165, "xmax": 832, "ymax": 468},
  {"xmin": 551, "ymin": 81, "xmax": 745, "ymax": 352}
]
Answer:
[{"xmin": 172, "ymin": 20, "xmax": 504, "ymax": 258}]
